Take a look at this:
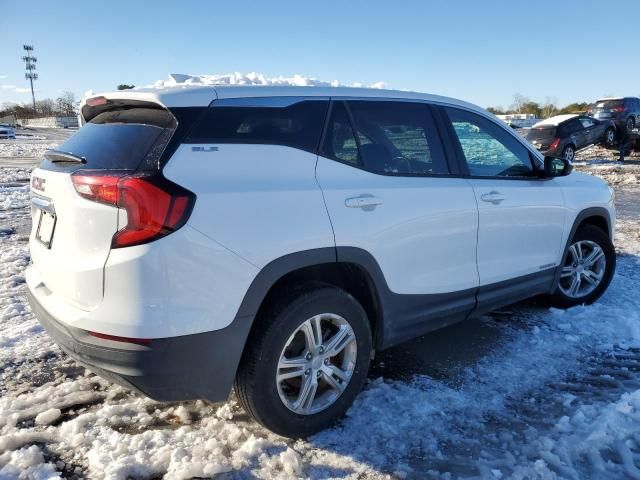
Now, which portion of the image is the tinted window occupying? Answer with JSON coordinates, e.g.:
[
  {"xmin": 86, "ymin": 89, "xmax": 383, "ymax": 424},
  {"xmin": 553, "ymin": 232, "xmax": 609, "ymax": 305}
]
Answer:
[
  {"xmin": 579, "ymin": 117, "xmax": 595, "ymax": 128},
  {"xmin": 526, "ymin": 126, "xmax": 556, "ymax": 141},
  {"xmin": 47, "ymin": 107, "xmax": 176, "ymax": 171},
  {"xmin": 558, "ymin": 119, "xmax": 583, "ymax": 136},
  {"xmin": 445, "ymin": 107, "xmax": 534, "ymax": 177},
  {"xmin": 322, "ymin": 102, "xmax": 360, "ymax": 165},
  {"xmin": 187, "ymin": 99, "xmax": 329, "ymax": 153},
  {"xmin": 595, "ymin": 99, "xmax": 622, "ymax": 109},
  {"xmin": 322, "ymin": 100, "xmax": 448, "ymax": 175}
]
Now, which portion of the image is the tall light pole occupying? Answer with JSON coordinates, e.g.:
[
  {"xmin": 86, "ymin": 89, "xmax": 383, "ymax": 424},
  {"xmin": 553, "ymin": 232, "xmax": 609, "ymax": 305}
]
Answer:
[{"xmin": 22, "ymin": 45, "xmax": 38, "ymax": 111}]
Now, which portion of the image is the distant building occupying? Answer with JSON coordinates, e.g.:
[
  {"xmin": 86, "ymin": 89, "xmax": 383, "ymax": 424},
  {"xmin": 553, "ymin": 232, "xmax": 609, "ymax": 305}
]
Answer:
[{"xmin": 18, "ymin": 116, "xmax": 79, "ymax": 128}]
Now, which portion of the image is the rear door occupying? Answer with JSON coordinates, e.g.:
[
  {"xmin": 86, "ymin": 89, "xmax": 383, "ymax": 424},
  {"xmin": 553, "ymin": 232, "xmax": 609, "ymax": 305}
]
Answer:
[
  {"xmin": 29, "ymin": 103, "xmax": 178, "ymax": 309},
  {"xmin": 316, "ymin": 100, "xmax": 479, "ymax": 334},
  {"xmin": 441, "ymin": 106, "xmax": 565, "ymax": 291},
  {"xmin": 578, "ymin": 116, "xmax": 598, "ymax": 146},
  {"xmin": 562, "ymin": 118, "xmax": 586, "ymax": 149}
]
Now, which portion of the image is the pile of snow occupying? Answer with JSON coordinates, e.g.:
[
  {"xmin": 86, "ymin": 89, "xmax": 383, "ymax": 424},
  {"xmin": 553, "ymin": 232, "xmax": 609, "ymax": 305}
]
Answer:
[
  {"xmin": 149, "ymin": 72, "xmax": 387, "ymax": 90},
  {"xmin": 574, "ymin": 160, "xmax": 640, "ymax": 186},
  {"xmin": 0, "ymin": 142, "xmax": 58, "ymax": 159}
]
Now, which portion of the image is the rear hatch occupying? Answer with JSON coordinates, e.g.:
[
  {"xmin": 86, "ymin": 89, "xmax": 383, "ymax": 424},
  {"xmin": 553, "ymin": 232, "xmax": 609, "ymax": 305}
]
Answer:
[
  {"xmin": 526, "ymin": 126, "xmax": 557, "ymax": 149},
  {"xmin": 591, "ymin": 99, "xmax": 623, "ymax": 119},
  {"xmin": 29, "ymin": 100, "xmax": 178, "ymax": 310}
]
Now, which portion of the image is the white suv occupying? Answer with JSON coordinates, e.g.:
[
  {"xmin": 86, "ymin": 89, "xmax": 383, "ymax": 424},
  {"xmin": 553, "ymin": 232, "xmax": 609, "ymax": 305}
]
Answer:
[{"xmin": 27, "ymin": 86, "xmax": 616, "ymax": 437}]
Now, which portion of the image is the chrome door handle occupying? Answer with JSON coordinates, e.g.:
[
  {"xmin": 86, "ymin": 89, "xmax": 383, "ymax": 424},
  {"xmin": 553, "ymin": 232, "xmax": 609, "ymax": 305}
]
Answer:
[
  {"xmin": 345, "ymin": 194, "xmax": 383, "ymax": 209},
  {"xmin": 480, "ymin": 191, "xmax": 505, "ymax": 205}
]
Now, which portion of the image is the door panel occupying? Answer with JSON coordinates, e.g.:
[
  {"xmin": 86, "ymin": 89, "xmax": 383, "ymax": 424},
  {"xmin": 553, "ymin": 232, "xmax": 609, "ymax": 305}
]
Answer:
[
  {"xmin": 317, "ymin": 157, "xmax": 479, "ymax": 294},
  {"xmin": 442, "ymin": 106, "xmax": 567, "ymax": 286},
  {"xmin": 469, "ymin": 178, "xmax": 565, "ymax": 285}
]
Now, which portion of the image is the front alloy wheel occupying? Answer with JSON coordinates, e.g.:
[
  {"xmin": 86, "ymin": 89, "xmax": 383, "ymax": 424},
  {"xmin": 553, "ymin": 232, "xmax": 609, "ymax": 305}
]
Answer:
[
  {"xmin": 548, "ymin": 224, "xmax": 615, "ymax": 308},
  {"xmin": 558, "ymin": 240, "xmax": 606, "ymax": 298}
]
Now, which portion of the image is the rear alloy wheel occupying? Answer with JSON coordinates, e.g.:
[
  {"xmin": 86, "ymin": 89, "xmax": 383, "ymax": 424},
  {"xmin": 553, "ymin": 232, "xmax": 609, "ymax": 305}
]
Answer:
[
  {"xmin": 548, "ymin": 224, "xmax": 615, "ymax": 308},
  {"xmin": 562, "ymin": 144, "xmax": 575, "ymax": 161},
  {"xmin": 626, "ymin": 117, "xmax": 635, "ymax": 133},
  {"xmin": 604, "ymin": 127, "xmax": 616, "ymax": 147},
  {"xmin": 276, "ymin": 313, "xmax": 357, "ymax": 415},
  {"xmin": 235, "ymin": 286, "xmax": 372, "ymax": 437}
]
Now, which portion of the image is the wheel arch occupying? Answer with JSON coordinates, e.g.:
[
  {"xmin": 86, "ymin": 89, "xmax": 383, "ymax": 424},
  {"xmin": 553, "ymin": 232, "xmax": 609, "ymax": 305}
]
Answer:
[{"xmin": 235, "ymin": 248, "xmax": 386, "ymax": 355}]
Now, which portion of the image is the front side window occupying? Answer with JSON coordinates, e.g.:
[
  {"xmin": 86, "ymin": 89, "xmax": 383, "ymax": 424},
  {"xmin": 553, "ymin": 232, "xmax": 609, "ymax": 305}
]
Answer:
[
  {"xmin": 445, "ymin": 107, "xmax": 534, "ymax": 177},
  {"xmin": 187, "ymin": 99, "xmax": 329, "ymax": 153},
  {"xmin": 321, "ymin": 100, "xmax": 447, "ymax": 175}
]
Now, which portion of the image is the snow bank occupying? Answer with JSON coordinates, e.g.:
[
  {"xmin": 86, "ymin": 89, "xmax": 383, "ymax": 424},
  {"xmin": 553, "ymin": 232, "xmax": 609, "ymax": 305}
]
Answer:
[{"xmin": 0, "ymin": 142, "xmax": 58, "ymax": 159}]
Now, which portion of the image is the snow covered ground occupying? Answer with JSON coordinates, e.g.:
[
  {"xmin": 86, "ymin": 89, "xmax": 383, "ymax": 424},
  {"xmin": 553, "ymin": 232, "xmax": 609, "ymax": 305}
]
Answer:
[{"xmin": 1, "ymin": 133, "xmax": 640, "ymax": 479}]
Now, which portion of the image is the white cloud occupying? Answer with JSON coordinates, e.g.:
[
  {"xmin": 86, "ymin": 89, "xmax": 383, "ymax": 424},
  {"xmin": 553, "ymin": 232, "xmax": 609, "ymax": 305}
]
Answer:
[
  {"xmin": 0, "ymin": 75, "xmax": 7, "ymax": 79},
  {"xmin": 14, "ymin": 88, "xmax": 34, "ymax": 93},
  {"xmin": 1, "ymin": 85, "xmax": 17, "ymax": 89}
]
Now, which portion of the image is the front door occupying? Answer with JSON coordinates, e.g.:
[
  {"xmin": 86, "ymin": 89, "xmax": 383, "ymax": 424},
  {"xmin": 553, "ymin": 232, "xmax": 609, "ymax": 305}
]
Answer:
[{"xmin": 442, "ymin": 106, "xmax": 566, "ymax": 290}]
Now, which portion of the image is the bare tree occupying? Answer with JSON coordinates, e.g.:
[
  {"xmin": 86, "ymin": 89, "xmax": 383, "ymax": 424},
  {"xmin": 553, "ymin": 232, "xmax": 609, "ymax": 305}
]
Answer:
[
  {"xmin": 511, "ymin": 93, "xmax": 530, "ymax": 114},
  {"xmin": 55, "ymin": 91, "xmax": 77, "ymax": 116},
  {"xmin": 35, "ymin": 98, "xmax": 55, "ymax": 116},
  {"xmin": 542, "ymin": 96, "xmax": 558, "ymax": 119}
]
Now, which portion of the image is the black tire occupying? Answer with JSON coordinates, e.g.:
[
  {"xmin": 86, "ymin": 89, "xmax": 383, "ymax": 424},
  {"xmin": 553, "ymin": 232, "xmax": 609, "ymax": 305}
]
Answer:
[
  {"xmin": 603, "ymin": 127, "xmax": 616, "ymax": 147},
  {"xmin": 234, "ymin": 285, "xmax": 372, "ymax": 437},
  {"xmin": 562, "ymin": 144, "xmax": 575, "ymax": 161},
  {"xmin": 626, "ymin": 117, "xmax": 635, "ymax": 133},
  {"xmin": 548, "ymin": 224, "xmax": 615, "ymax": 308}
]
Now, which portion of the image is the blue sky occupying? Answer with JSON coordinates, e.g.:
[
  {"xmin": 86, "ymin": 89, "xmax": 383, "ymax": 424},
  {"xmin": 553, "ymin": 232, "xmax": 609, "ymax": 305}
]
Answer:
[{"xmin": 1, "ymin": 0, "xmax": 638, "ymax": 109}]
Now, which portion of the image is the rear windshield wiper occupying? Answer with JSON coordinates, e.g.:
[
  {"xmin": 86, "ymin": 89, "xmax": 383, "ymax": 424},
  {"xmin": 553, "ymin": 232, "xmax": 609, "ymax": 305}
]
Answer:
[{"xmin": 44, "ymin": 150, "xmax": 87, "ymax": 164}]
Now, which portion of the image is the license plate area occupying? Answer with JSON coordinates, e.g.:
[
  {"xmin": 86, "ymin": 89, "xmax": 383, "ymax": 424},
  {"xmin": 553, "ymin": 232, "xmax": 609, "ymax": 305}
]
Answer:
[{"xmin": 36, "ymin": 208, "xmax": 57, "ymax": 249}]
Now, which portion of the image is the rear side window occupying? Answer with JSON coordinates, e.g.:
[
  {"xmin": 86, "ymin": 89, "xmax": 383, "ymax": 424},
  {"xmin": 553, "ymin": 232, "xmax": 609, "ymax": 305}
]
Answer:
[
  {"xmin": 445, "ymin": 107, "xmax": 534, "ymax": 177},
  {"xmin": 186, "ymin": 99, "xmax": 329, "ymax": 153},
  {"xmin": 321, "ymin": 100, "xmax": 448, "ymax": 175},
  {"xmin": 46, "ymin": 107, "xmax": 176, "ymax": 171},
  {"xmin": 558, "ymin": 119, "xmax": 583, "ymax": 136}
]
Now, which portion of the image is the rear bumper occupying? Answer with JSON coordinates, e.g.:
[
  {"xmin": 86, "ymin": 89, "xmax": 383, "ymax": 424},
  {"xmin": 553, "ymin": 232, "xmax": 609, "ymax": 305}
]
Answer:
[{"xmin": 27, "ymin": 288, "xmax": 253, "ymax": 402}]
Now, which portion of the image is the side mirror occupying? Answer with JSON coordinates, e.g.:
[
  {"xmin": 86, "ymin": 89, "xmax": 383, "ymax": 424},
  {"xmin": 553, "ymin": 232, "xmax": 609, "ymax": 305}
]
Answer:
[{"xmin": 542, "ymin": 156, "xmax": 573, "ymax": 177}]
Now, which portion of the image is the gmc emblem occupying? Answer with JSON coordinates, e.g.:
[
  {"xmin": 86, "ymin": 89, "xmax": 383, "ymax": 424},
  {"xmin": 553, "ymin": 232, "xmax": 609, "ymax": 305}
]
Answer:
[{"xmin": 32, "ymin": 176, "xmax": 46, "ymax": 191}]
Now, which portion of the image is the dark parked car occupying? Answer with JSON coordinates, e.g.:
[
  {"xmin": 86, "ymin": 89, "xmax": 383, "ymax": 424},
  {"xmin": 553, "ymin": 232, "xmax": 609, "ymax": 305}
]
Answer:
[
  {"xmin": 526, "ymin": 114, "xmax": 616, "ymax": 160},
  {"xmin": 589, "ymin": 97, "xmax": 640, "ymax": 133}
]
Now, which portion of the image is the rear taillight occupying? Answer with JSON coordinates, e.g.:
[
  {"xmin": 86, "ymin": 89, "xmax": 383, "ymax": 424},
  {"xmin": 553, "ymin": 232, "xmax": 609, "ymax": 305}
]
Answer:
[
  {"xmin": 550, "ymin": 138, "xmax": 561, "ymax": 150},
  {"xmin": 612, "ymin": 106, "xmax": 625, "ymax": 113},
  {"xmin": 71, "ymin": 172, "xmax": 195, "ymax": 248}
]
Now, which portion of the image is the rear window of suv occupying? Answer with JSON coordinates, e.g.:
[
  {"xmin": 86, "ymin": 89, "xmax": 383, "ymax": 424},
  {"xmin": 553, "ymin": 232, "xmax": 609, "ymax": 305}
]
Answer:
[
  {"xmin": 44, "ymin": 107, "xmax": 176, "ymax": 171},
  {"xmin": 186, "ymin": 99, "xmax": 329, "ymax": 153},
  {"xmin": 595, "ymin": 100, "xmax": 623, "ymax": 109}
]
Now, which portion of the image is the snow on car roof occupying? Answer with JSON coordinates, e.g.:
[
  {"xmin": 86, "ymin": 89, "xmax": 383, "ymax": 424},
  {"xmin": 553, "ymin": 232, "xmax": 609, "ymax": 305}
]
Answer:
[
  {"xmin": 532, "ymin": 114, "xmax": 578, "ymax": 128},
  {"xmin": 87, "ymin": 73, "xmax": 487, "ymax": 115}
]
